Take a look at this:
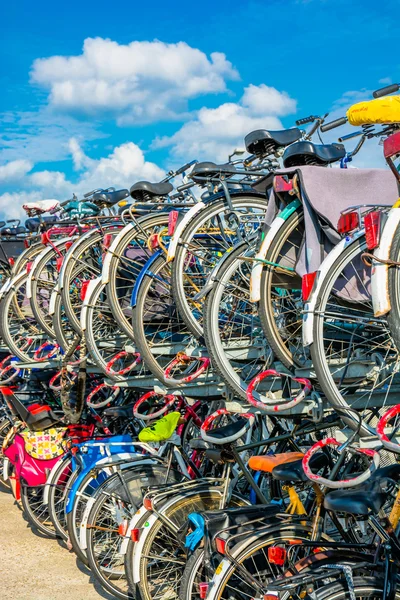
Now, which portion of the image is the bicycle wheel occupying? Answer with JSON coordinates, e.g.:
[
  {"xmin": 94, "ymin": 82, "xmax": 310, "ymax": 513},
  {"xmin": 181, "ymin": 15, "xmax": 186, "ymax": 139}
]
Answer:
[
  {"xmin": 387, "ymin": 224, "xmax": 400, "ymax": 353},
  {"xmin": 84, "ymin": 278, "xmax": 146, "ymax": 379},
  {"xmin": 137, "ymin": 490, "xmax": 246, "ymax": 600},
  {"xmin": 47, "ymin": 454, "xmax": 74, "ymax": 540},
  {"xmin": 172, "ymin": 194, "xmax": 268, "ymax": 338},
  {"xmin": 106, "ymin": 213, "xmax": 171, "ymax": 339},
  {"xmin": 131, "ymin": 254, "xmax": 209, "ymax": 385},
  {"xmin": 61, "ymin": 227, "xmax": 121, "ymax": 334},
  {"xmin": 204, "ymin": 240, "xmax": 273, "ymax": 399},
  {"xmin": 310, "ymin": 235, "xmax": 399, "ymax": 434},
  {"xmin": 258, "ymin": 207, "xmax": 305, "ymax": 369},
  {"xmin": 0, "ymin": 418, "xmax": 12, "ymax": 492},
  {"xmin": 21, "ymin": 483, "xmax": 57, "ymax": 538},
  {"xmin": 316, "ymin": 577, "xmax": 400, "ymax": 600},
  {"xmin": 208, "ymin": 525, "xmax": 325, "ymax": 600},
  {"xmin": 29, "ymin": 238, "xmax": 76, "ymax": 337},
  {"xmin": 0, "ymin": 272, "xmax": 46, "ymax": 361},
  {"xmin": 86, "ymin": 464, "xmax": 182, "ymax": 600}
]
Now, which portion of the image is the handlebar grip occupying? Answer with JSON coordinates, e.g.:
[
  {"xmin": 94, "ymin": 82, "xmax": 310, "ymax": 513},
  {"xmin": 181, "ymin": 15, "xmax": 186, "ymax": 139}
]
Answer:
[
  {"xmin": 176, "ymin": 182, "xmax": 195, "ymax": 192},
  {"xmin": 60, "ymin": 198, "xmax": 73, "ymax": 208},
  {"xmin": 373, "ymin": 84, "xmax": 400, "ymax": 98},
  {"xmin": 175, "ymin": 160, "xmax": 197, "ymax": 176},
  {"xmin": 296, "ymin": 116, "xmax": 316, "ymax": 126},
  {"xmin": 320, "ymin": 117, "xmax": 347, "ymax": 132},
  {"xmin": 84, "ymin": 189, "xmax": 97, "ymax": 198}
]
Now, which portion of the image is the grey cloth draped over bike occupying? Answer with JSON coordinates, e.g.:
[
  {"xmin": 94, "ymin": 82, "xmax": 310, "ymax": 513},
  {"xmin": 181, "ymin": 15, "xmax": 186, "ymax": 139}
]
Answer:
[{"xmin": 265, "ymin": 166, "xmax": 398, "ymax": 278}]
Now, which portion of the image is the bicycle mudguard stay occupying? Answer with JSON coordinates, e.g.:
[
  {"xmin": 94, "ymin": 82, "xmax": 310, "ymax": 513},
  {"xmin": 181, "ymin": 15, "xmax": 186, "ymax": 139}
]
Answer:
[{"xmin": 130, "ymin": 249, "xmax": 164, "ymax": 308}]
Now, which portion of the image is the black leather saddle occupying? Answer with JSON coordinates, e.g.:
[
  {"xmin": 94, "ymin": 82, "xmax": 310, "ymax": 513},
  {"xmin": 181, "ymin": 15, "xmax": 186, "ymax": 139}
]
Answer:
[
  {"xmin": 245, "ymin": 128, "xmax": 302, "ymax": 155},
  {"xmin": 1, "ymin": 225, "xmax": 27, "ymax": 236},
  {"xmin": 190, "ymin": 161, "xmax": 237, "ymax": 183},
  {"xmin": 204, "ymin": 418, "xmax": 247, "ymax": 442},
  {"xmin": 272, "ymin": 453, "xmax": 329, "ymax": 483},
  {"xmin": 283, "ymin": 141, "xmax": 346, "ymax": 167},
  {"xmin": 92, "ymin": 189, "xmax": 129, "ymax": 206},
  {"xmin": 103, "ymin": 404, "xmax": 134, "ymax": 418},
  {"xmin": 130, "ymin": 181, "xmax": 173, "ymax": 200}
]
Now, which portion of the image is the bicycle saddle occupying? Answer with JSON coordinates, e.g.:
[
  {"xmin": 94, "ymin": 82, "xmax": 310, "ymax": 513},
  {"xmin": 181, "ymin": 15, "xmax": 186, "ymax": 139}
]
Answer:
[
  {"xmin": 324, "ymin": 484, "xmax": 388, "ymax": 516},
  {"xmin": 248, "ymin": 452, "xmax": 304, "ymax": 473},
  {"xmin": 190, "ymin": 162, "xmax": 237, "ymax": 183},
  {"xmin": 245, "ymin": 128, "xmax": 302, "ymax": 155},
  {"xmin": 1, "ymin": 225, "xmax": 27, "ymax": 236},
  {"xmin": 283, "ymin": 141, "xmax": 346, "ymax": 167},
  {"xmin": 130, "ymin": 181, "xmax": 173, "ymax": 199},
  {"xmin": 92, "ymin": 189, "xmax": 129, "ymax": 206},
  {"xmin": 138, "ymin": 411, "xmax": 181, "ymax": 443},
  {"xmin": 25, "ymin": 216, "xmax": 59, "ymax": 232},
  {"xmin": 22, "ymin": 199, "xmax": 60, "ymax": 214},
  {"xmin": 272, "ymin": 453, "xmax": 329, "ymax": 483},
  {"xmin": 203, "ymin": 418, "xmax": 249, "ymax": 445},
  {"xmin": 103, "ymin": 404, "xmax": 134, "ymax": 418}
]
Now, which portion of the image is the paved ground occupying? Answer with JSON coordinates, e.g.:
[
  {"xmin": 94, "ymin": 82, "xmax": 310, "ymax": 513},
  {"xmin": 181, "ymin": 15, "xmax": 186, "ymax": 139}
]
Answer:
[{"xmin": 0, "ymin": 489, "xmax": 115, "ymax": 600}]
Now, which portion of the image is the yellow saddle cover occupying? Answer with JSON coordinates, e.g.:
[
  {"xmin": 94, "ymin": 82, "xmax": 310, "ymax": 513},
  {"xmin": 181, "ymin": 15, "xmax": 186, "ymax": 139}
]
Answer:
[
  {"xmin": 138, "ymin": 412, "xmax": 181, "ymax": 443},
  {"xmin": 347, "ymin": 95, "xmax": 400, "ymax": 126}
]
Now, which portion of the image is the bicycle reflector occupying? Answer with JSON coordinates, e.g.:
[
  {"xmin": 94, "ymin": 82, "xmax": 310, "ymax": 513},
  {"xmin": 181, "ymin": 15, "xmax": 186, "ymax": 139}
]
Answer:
[
  {"xmin": 103, "ymin": 233, "xmax": 113, "ymax": 249},
  {"xmin": 130, "ymin": 528, "xmax": 140, "ymax": 542},
  {"xmin": 143, "ymin": 497, "xmax": 153, "ymax": 511},
  {"xmin": 267, "ymin": 546, "xmax": 286, "ymax": 565},
  {"xmin": 199, "ymin": 583, "xmax": 209, "ymax": 599},
  {"xmin": 8, "ymin": 257, "xmax": 15, "ymax": 266},
  {"xmin": 56, "ymin": 256, "xmax": 63, "ymax": 272},
  {"xmin": 337, "ymin": 211, "xmax": 359, "ymax": 234},
  {"xmin": 80, "ymin": 280, "xmax": 90, "ymax": 302},
  {"xmin": 118, "ymin": 520, "xmax": 128, "ymax": 537},
  {"xmin": 168, "ymin": 210, "xmax": 179, "ymax": 236},
  {"xmin": 215, "ymin": 537, "xmax": 227, "ymax": 555},
  {"xmin": 364, "ymin": 211, "xmax": 381, "ymax": 250},
  {"xmin": 302, "ymin": 272, "xmax": 317, "ymax": 301}
]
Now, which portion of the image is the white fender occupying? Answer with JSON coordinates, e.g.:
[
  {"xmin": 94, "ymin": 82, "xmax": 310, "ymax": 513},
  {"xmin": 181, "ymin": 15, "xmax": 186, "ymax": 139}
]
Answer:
[
  {"xmin": 371, "ymin": 208, "xmax": 400, "ymax": 317},
  {"xmin": 80, "ymin": 276, "xmax": 102, "ymax": 331},
  {"xmin": 249, "ymin": 216, "xmax": 287, "ymax": 302},
  {"xmin": 43, "ymin": 453, "xmax": 68, "ymax": 505},
  {"xmin": 302, "ymin": 229, "xmax": 366, "ymax": 347},
  {"xmin": 58, "ymin": 229, "xmax": 101, "ymax": 290},
  {"xmin": 101, "ymin": 222, "xmax": 135, "ymax": 284},
  {"xmin": 166, "ymin": 202, "xmax": 205, "ymax": 262},
  {"xmin": 26, "ymin": 238, "xmax": 71, "ymax": 299},
  {"xmin": 79, "ymin": 458, "xmax": 157, "ymax": 550},
  {"xmin": 0, "ymin": 277, "xmax": 12, "ymax": 301},
  {"xmin": 48, "ymin": 283, "xmax": 60, "ymax": 316},
  {"xmin": 119, "ymin": 505, "xmax": 149, "ymax": 556},
  {"xmin": 3, "ymin": 457, "xmax": 9, "ymax": 481}
]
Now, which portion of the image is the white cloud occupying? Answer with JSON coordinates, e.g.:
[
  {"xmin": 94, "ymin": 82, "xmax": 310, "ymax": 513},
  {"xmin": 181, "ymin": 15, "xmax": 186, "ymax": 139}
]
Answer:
[
  {"xmin": 0, "ymin": 140, "xmax": 165, "ymax": 220},
  {"xmin": 154, "ymin": 84, "xmax": 297, "ymax": 162},
  {"xmin": 0, "ymin": 159, "xmax": 33, "ymax": 182},
  {"xmin": 31, "ymin": 38, "xmax": 239, "ymax": 124}
]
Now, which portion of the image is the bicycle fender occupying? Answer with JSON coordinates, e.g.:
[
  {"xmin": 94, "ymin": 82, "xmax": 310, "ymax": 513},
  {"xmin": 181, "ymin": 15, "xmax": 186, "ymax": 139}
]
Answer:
[
  {"xmin": 101, "ymin": 222, "xmax": 135, "ymax": 284},
  {"xmin": 371, "ymin": 207, "xmax": 400, "ymax": 317},
  {"xmin": 43, "ymin": 452, "xmax": 70, "ymax": 505},
  {"xmin": 250, "ymin": 200, "xmax": 301, "ymax": 303},
  {"xmin": 130, "ymin": 249, "xmax": 163, "ymax": 308},
  {"xmin": 80, "ymin": 276, "xmax": 102, "ymax": 331},
  {"xmin": 166, "ymin": 202, "xmax": 206, "ymax": 262},
  {"xmin": 48, "ymin": 283, "xmax": 60, "ymax": 317},
  {"xmin": 26, "ymin": 238, "xmax": 71, "ymax": 299},
  {"xmin": 302, "ymin": 229, "xmax": 365, "ymax": 347}
]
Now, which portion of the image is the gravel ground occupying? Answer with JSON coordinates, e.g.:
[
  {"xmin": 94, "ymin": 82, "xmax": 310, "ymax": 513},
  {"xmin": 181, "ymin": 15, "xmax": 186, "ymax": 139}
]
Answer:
[{"xmin": 0, "ymin": 490, "xmax": 115, "ymax": 600}]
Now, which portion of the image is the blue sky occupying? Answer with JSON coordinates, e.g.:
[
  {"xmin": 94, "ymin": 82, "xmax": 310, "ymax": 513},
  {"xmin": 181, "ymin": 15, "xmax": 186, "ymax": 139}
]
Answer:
[{"xmin": 0, "ymin": 0, "xmax": 398, "ymax": 218}]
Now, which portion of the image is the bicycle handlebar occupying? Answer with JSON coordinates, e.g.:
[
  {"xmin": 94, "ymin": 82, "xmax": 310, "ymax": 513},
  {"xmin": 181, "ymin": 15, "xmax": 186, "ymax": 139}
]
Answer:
[
  {"xmin": 373, "ymin": 83, "xmax": 400, "ymax": 98},
  {"xmin": 320, "ymin": 117, "xmax": 347, "ymax": 132}
]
